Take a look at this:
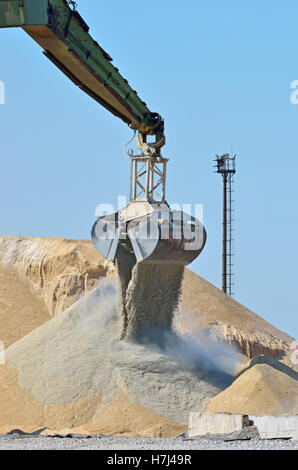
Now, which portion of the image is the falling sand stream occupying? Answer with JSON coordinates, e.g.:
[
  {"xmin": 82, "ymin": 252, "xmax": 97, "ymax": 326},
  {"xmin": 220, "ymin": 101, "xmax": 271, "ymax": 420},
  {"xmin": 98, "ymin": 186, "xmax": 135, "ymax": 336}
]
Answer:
[{"xmin": 116, "ymin": 243, "xmax": 184, "ymax": 340}]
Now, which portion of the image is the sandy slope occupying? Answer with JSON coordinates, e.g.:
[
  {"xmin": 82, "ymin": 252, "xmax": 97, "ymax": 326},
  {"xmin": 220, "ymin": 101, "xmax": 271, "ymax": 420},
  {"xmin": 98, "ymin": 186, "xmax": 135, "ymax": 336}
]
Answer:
[
  {"xmin": 181, "ymin": 270, "xmax": 294, "ymax": 363},
  {"xmin": 0, "ymin": 264, "xmax": 50, "ymax": 348},
  {"xmin": 0, "ymin": 286, "xmax": 296, "ymax": 436},
  {"xmin": 0, "ymin": 236, "xmax": 296, "ymax": 436},
  {"xmin": 0, "ymin": 283, "xmax": 233, "ymax": 436},
  {"xmin": 0, "ymin": 236, "xmax": 294, "ymax": 364},
  {"xmin": 206, "ymin": 355, "xmax": 298, "ymax": 415}
]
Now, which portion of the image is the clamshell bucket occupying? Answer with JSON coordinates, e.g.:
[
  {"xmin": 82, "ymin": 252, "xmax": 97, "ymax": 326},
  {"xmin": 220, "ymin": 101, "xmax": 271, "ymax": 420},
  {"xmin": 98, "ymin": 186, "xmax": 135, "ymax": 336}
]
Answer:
[{"xmin": 91, "ymin": 202, "xmax": 206, "ymax": 267}]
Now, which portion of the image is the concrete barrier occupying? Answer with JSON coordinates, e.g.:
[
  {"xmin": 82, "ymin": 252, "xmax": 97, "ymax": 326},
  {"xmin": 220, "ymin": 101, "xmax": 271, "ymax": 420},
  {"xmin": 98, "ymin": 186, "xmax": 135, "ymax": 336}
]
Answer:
[
  {"xmin": 250, "ymin": 415, "xmax": 298, "ymax": 440},
  {"xmin": 188, "ymin": 412, "xmax": 249, "ymax": 437}
]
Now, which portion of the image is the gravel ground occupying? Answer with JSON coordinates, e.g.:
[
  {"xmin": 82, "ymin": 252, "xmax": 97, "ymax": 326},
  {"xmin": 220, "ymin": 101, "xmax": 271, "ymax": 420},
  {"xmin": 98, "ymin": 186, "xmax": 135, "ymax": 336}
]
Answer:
[{"xmin": 0, "ymin": 435, "xmax": 296, "ymax": 450}]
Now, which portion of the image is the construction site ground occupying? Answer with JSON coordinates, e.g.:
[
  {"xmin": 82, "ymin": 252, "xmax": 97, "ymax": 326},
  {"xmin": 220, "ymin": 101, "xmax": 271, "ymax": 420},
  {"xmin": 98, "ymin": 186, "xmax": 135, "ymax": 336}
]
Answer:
[{"xmin": 0, "ymin": 434, "xmax": 297, "ymax": 451}]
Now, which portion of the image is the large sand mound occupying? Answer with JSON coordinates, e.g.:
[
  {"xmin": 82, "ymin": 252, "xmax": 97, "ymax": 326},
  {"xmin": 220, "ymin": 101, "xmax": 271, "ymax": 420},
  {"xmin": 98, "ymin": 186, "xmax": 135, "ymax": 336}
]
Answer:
[
  {"xmin": 0, "ymin": 236, "xmax": 294, "ymax": 364},
  {"xmin": 0, "ymin": 236, "xmax": 296, "ymax": 435},
  {"xmin": 206, "ymin": 355, "xmax": 298, "ymax": 415},
  {"xmin": 0, "ymin": 264, "xmax": 50, "ymax": 348},
  {"xmin": 0, "ymin": 282, "xmax": 236, "ymax": 437}
]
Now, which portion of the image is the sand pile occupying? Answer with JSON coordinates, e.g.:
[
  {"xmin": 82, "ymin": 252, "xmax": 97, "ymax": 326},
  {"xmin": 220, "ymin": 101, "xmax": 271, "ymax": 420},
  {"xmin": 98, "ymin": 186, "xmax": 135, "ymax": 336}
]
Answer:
[
  {"xmin": 0, "ymin": 236, "xmax": 294, "ymax": 364},
  {"xmin": 0, "ymin": 281, "xmax": 237, "ymax": 436},
  {"xmin": 181, "ymin": 270, "xmax": 295, "ymax": 365},
  {"xmin": 0, "ymin": 236, "xmax": 297, "ymax": 435},
  {"xmin": 0, "ymin": 264, "xmax": 50, "ymax": 348},
  {"xmin": 206, "ymin": 355, "xmax": 298, "ymax": 415},
  {"xmin": 0, "ymin": 236, "xmax": 111, "ymax": 317}
]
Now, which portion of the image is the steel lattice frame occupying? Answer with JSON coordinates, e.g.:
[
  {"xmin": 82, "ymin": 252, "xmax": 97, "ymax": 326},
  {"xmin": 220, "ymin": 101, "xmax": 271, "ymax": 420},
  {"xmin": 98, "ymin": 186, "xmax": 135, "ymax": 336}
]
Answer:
[{"xmin": 130, "ymin": 155, "xmax": 168, "ymax": 203}]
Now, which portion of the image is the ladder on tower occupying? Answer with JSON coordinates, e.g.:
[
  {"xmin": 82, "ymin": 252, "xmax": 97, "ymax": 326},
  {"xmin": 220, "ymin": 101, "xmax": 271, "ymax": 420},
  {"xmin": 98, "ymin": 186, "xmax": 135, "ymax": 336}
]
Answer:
[{"xmin": 214, "ymin": 153, "xmax": 236, "ymax": 296}]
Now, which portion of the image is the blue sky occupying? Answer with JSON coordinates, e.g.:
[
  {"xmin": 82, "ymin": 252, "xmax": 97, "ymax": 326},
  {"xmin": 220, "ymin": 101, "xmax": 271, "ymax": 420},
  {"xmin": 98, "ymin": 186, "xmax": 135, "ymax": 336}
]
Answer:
[{"xmin": 0, "ymin": 0, "xmax": 297, "ymax": 338}]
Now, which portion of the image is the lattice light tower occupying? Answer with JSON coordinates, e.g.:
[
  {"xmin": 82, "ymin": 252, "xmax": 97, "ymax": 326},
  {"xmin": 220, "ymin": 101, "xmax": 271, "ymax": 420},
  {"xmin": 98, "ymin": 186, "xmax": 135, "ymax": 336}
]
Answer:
[{"xmin": 215, "ymin": 153, "xmax": 236, "ymax": 296}]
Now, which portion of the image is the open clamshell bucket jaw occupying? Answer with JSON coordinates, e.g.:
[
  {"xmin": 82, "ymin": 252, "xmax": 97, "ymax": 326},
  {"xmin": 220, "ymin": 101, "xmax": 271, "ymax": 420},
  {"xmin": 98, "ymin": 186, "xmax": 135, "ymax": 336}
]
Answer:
[
  {"xmin": 91, "ymin": 131, "xmax": 206, "ymax": 267},
  {"xmin": 92, "ymin": 202, "xmax": 206, "ymax": 266}
]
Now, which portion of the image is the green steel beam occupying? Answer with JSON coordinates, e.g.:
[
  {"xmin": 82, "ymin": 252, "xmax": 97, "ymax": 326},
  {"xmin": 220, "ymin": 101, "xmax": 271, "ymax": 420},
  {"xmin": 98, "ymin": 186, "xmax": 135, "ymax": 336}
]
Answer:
[
  {"xmin": 0, "ymin": 0, "xmax": 160, "ymax": 133},
  {"xmin": 0, "ymin": 0, "xmax": 48, "ymax": 26}
]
